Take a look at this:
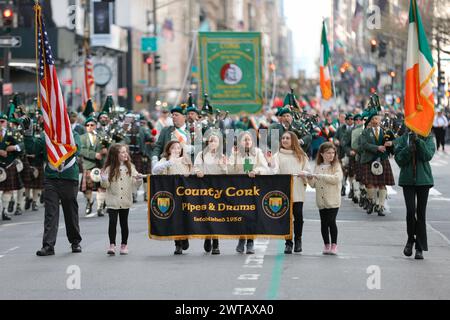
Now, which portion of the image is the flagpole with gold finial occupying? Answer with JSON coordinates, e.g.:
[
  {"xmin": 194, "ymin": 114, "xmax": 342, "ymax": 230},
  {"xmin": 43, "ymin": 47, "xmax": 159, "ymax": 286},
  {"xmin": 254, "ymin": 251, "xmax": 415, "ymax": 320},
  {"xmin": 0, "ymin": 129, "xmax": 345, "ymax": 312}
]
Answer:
[{"xmin": 34, "ymin": 0, "xmax": 41, "ymax": 110}]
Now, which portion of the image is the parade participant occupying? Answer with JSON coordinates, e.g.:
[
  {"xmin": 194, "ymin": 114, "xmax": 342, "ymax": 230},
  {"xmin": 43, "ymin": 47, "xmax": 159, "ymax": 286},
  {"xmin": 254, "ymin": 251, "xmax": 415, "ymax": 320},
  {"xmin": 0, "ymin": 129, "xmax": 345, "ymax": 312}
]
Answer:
[
  {"xmin": 69, "ymin": 111, "xmax": 85, "ymax": 136},
  {"xmin": 334, "ymin": 113, "xmax": 354, "ymax": 196},
  {"xmin": 152, "ymin": 105, "xmax": 190, "ymax": 164},
  {"xmin": 101, "ymin": 144, "xmax": 143, "ymax": 255},
  {"xmin": 269, "ymin": 131, "xmax": 311, "ymax": 254},
  {"xmin": 152, "ymin": 140, "xmax": 192, "ymax": 255},
  {"xmin": 79, "ymin": 117, "xmax": 108, "ymax": 216},
  {"xmin": 432, "ymin": 107, "xmax": 448, "ymax": 152},
  {"xmin": 307, "ymin": 142, "xmax": 343, "ymax": 255},
  {"xmin": 137, "ymin": 115, "xmax": 156, "ymax": 201},
  {"xmin": 350, "ymin": 114, "xmax": 364, "ymax": 204},
  {"xmin": 24, "ymin": 109, "xmax": 45, "ymax": 211},
  {"xmin": 0, "ymin": 113, "xmax": 24, "ymax": 221},
  {"xmin": 360, "ymin": 110, "xmax": 395, "ymax": 216},
  {"xmin": 154, "ymin": 106, "xmax": 173, "ymax": 140},
  {"xmin": 394, "ymin": 129, "xmax": 435, "ymax": 260},
  {"xmin": 228, "ymin": 131, "xmax": 269, "ymax": 254},
  {"xmin": 194, "ymin": 131, "xmax": 227, "ymax": 255},
  {"xmin": 22, "ymin": 116, "xmax": 82, "ymax": 256}
]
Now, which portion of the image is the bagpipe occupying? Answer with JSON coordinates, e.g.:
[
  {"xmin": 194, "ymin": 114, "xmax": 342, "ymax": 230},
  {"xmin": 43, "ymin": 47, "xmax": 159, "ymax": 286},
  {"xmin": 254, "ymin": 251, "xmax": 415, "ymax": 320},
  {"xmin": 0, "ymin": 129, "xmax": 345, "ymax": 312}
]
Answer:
[{"xmin": 285, "ymin": 88, "xmax": 319, "ymax": 138}]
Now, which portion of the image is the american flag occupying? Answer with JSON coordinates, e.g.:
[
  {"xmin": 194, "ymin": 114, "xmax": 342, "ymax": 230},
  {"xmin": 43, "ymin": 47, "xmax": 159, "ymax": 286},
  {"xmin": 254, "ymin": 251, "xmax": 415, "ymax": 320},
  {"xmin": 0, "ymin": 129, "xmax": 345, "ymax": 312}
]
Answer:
[
  {"xmin": 35, "ymin": 4, "xmax": 77, "ymax": 168},
  {"xmin": 82, "ymin": 52, "xmax": 94, "ymax": 109}
]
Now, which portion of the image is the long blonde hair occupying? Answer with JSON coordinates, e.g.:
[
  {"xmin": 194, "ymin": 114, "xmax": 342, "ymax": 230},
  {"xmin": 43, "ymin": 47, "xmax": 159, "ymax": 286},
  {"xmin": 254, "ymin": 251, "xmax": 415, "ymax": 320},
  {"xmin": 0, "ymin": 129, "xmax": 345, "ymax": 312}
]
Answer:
[{"xmin": 281, "ymin": 131, "xmax": 308, "ymax": 165}]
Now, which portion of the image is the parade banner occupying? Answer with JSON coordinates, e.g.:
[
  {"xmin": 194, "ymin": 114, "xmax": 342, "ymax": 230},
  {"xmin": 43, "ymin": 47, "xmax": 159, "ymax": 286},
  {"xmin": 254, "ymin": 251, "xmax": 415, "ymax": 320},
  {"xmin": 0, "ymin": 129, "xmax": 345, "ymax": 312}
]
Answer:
[
  {"xmin": 198, "ymin": 32, "xmax": 263, "ymax": 114},
  {"xmin": 148, "ymin": 175, "xmax": 292, "ymax": 240}
]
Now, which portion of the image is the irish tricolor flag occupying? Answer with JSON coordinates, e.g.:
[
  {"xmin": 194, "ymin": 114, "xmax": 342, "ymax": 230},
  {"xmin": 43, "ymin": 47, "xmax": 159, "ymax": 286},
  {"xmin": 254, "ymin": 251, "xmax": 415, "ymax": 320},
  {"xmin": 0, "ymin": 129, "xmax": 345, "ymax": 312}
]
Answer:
[
  {"xmin": 405, "ymin": 0, "xmax": 435, "ymax": 136},
  {"xmin": 320, "ymin": 22, "xmax": 332, "ymax": 100}
]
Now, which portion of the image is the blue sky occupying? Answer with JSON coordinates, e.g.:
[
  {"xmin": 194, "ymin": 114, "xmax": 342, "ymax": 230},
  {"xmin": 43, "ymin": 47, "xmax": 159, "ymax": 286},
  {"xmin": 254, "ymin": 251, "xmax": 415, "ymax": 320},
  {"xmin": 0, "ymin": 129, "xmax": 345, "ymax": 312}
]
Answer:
[{"xmin": 284, "ymin": 0, "xmax": 331, "ymax": 78}]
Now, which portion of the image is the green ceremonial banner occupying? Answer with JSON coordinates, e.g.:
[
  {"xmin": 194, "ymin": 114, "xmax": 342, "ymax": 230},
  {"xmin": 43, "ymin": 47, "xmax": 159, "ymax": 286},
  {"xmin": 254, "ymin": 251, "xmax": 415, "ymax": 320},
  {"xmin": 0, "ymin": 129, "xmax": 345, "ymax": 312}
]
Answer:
[{"xmin": 198, "ymin": 32, "xmax": 264, "ymax": 114}]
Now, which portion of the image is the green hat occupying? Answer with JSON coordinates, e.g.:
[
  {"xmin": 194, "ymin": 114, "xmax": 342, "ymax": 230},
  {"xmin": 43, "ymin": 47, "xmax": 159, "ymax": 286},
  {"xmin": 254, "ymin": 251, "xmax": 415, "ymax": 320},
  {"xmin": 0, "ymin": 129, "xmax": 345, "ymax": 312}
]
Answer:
[
  {"xmin": 138, "ymin": 114, "xmax": 146, "ymax": 121},
  {"xmin": 102, "ymin": 95, "xmax": 114, "ymax": 114},
  {"xmin": 97, "ymin": 111, "xmax": 108, "ymax": 121},
  {"xmin": 353, "ymin": 114, "xmax": 362, "ymax": 120},
  {"xmin": 278, "ymin": 107, "xmax": 292, "ymax": 117},
  {"xmin": 171, "ymin": 105, "xmax": 186, "ymax": 115},
  {"xmin": 275, "ymin": 107, "xmax": 282, "ymax": 117},
  {"xmin": 0, "ymin": 113, "xmax": 8, "ymax": 121},
  {"xmin": 83, "ymin": 99, "xmax": 95, "ymax": 118},
  {"xmin": 345, "ymin": 113, "xmax": 354, "ymax": 120},
  {"xmin": 84, "ymin": 116, "xmax": 97, "ymax": 126},
  {"xmin": 201, "ymin": 93, "xmax": 213, "ymax": 115}
]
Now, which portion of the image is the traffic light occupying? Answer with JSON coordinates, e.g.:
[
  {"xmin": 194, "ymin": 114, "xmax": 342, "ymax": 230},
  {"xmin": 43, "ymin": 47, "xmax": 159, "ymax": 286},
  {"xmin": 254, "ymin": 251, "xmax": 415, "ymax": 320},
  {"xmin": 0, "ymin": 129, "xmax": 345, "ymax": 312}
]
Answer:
[
  {"xmin": 378, "ymin": 40, "xmax": 387, "ymax": 58},
  {"xmin": 135, "ymin": 94, "xmax": 143, "ymax": 103},
  {"xmin": 154, "ymin": 55, "xmax": 161, "ymax": 71},
  {"xmin": 1, "ymin": 5, "xmax": 16, "ymax": 28},
  {"xmin": 143, "ymin": 53, "xmax": 153, "ymax": 65},
  {"xmin": 370, "ymin": 39, "xmax": 377, "ymax": 53}
]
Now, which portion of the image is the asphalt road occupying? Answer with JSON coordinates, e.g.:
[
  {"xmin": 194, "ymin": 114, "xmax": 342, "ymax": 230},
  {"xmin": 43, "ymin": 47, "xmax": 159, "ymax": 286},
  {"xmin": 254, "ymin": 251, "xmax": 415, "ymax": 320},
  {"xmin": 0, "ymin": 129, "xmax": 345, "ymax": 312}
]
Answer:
[{"xmin": 1, "ymin": 151, "xmax": 450, "ymax": 300}]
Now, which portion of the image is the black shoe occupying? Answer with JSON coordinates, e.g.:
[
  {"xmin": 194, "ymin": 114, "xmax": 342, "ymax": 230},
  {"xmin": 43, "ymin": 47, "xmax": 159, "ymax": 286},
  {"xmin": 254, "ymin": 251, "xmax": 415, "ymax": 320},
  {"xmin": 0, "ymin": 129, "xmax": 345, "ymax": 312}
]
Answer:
[
  {"xmin": 359, "ymin": 197, "xmax": 364, "ymax": 207},
  {"xmin": 403, "ymin": 242, "xmax": 414, "ymax": 257},
  {"xmin": 36, "ymin": 247, "xmax": 55, "ymax": 256},
  {"xmin": 212, "ymin": 240, "xmax": 220, "ymax": 255},
  {"xmin": 341, "ymin": 186, "xmax": 346, "ymax": 196},
  {"xmin": 367, "ymin": 202, "xmax": 374, "ymax": 214},
  {"xmin": 348, "ymin": 189, "xmax": 354, "ymax": 199},
  {"xmin": 284, "ymin": 244, "xmax": 293, "ymax": 254},
  {"xmin": 71, "ymin": 243, "xmax": 82, "ymax": 253},
  {"xmin": 97, "ymin": 209, "xmax": 104, "ymax": 217},
  {"xmin": 85, "ymin": 201, "xmax": 93, "ymax": 215},
  {"xmin": 377, "ymin": 206, "xmax": 386, "ymax": 217},
  {"xmin": 14, "ymin": 207, "xmax": 22, "ymax": 216},
  {"xmin": 144, "ymin": 193, "xmax": 148, "ymax": 202},
  {"xmin": 40, "ymin": 192, "xmax": 44, "ymax": 204},
  {"xmin": 174, "ymin": 245, "xmax": 182, "ymax": 255},
  {"xmin": 414, "ymin": 250, "xmax": 424, "ymax": 260},
  {"xmin": 25, "ymin": 198, "xmax": 32, "ymax": 210},
  {"xmin": 246, "ymin": 241, "xmax": 255, "ymax": 254},
  {"xmin": 8, "ymin": 200, "xmax": 14, "ymax": 213},
  {"xmin": 2, "ymin": 211, "xmax": 11, "ymax": 221},
  {"xmin": 352, "ymin": 196, "xmax": 358, "ymax": 204},
  {"xmin": 32, "ymin": 201, "xmax": 38, "ymax": 211},
  {"xmin": 212, "ymin": 247, "xmax": 220, "ymax": 255},
  {"xmin": 236, "ymin": 239, "xmax": 245, "ymax": 253},
  {"xmin": 181, "ymin": 239, "xmax": 189, "ymax": 250},
  {"xmin": 363, "ymin": 199, "xmax": 369, "ymax": 210},
  {"xmin": 204, "ymin": 239, "xmax": 212, "ymax": 253},
  {"xmin": 294, "ymin": 239, "xmax": 302, "ymax": 253}
]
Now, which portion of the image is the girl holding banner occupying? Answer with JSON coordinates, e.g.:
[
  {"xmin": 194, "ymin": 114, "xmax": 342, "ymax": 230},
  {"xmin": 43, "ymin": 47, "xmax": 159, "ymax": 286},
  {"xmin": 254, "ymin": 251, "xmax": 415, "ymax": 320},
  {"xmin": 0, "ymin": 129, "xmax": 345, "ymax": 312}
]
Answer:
[
  {"xmin": 152, "ymin": 141, "xmax": 192, "ymax": 255},
  {"xmin": 308, "ymin": 142, "xmax": 343, "ymax": 255},
  {"xmin": 194, "ymin": 132, "xmax": 227, "ymax": 255},
  {"xmin": 228, "ymin": 131, "xmax": 270, "ymax": 254},
  {"xmin": 269, "ymin": 131, "xmax": 311, "ymax": 254}
]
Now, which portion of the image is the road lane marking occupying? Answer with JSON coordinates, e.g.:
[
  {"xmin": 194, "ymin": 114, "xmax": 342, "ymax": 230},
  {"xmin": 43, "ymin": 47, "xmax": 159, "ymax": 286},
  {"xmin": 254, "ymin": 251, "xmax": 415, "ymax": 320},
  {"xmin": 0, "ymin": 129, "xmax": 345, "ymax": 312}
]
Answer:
[
  {"xmin": 427, "ymin": 223, "xmax": 450, "ymax": 246},
  {"xmin": 267, "ymin": 240, "xmax": 285, "ymax": 300},
  {"xmin": 429, "ymin": 188, "xmax": 442, "ymax": 196},
  {"xmin": 233, "ymin": 288, "xmax": 256, "ymax": 295}
]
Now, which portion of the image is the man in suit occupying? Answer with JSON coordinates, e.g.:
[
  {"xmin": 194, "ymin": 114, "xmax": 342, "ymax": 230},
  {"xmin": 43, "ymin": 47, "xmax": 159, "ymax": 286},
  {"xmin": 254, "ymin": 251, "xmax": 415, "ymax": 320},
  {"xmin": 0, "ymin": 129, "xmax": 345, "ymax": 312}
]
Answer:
[
  {"xmin": 360, "ymin": 113, "xmax": 395, "ymax": 216},
  {"xmin": 22, "ymin": 116, "xmax": 82, "ymax": 256}
]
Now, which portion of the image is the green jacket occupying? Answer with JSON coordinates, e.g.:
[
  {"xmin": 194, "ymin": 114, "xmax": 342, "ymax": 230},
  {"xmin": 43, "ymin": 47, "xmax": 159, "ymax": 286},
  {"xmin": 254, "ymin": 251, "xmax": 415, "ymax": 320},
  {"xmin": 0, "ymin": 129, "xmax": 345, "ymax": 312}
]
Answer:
[
  {"xmin": 0, "ymin": 128, "xmax": 23, "ymax": 166},
  {"xmin": 138, "ymin": 126, "xmax": 153, "ymax": 158},
  {"xmin": 394, "ymin": 133, "xmax": 435, "ymax": 186},
  {"xmin": 152, "ymin": 125, "xmax": 190, "ymax": 160},
  {"xmin": 359, "ymin": 127, "xmax": 391, "ymax": 164},
  {"xmin": 24, "ymin": 131, "xmax": 81, "ymax": 181},
  {"xmin": 79, "ymin": 133, "xmax": 106, "ymax": 170}
]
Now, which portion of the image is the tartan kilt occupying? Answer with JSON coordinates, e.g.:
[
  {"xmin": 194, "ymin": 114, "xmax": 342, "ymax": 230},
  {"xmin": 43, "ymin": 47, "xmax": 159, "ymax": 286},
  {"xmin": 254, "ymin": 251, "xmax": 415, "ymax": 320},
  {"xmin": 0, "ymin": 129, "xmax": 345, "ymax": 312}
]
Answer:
[
  {"xmin": 361, "ymin": 159, "xmax": 395, "ymax": 186},
  {"xmin": 355, "ymin": 161, "xmax": 363, "ymax": 182},
  {"xmin": 131, "ymin": 153, "xmax": 151, "ymax": 174},
  {"xmin": 27, "ymin": 166, "xmax": 44, "ymax": 189},
  {"xmin": 348, "ymin": 156, "xmax": 356, "ymax": 177},
  {"xmin": 0, "ymin": 164, "xmax": 24, "ymax": 191},
  {"xmin": 80, "ymin": 169, "xmax": 100, "ymax": 192},
  {"xmin": 20, "ymin": 157, "xmax": 34, "ymax": 188}
]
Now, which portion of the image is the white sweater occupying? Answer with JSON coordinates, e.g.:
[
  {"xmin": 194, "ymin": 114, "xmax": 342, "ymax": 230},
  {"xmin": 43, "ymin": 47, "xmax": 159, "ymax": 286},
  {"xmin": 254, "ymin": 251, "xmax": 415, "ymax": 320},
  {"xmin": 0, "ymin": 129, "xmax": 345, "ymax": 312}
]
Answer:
[
  {"xmin": 308, "ymin": 163, "xmax": 343, "ymax": 210},
  {"xmin": 227, "ymin": 148, "xmax": 269, "ymax": 175},
  {"xmin": 271, "ymin": 149, "xmax": 311, "ymax": 203},
  {"xmin": 194, "ymin": 151, "xmax": 227, "ymax": 175},
  {"xmin": 152, "ymin": 157, "xmax": 191, "ymax": 175},
  {"xmin": 100, "ymin": 164, "xmax": 142, "ymax": 210}
]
